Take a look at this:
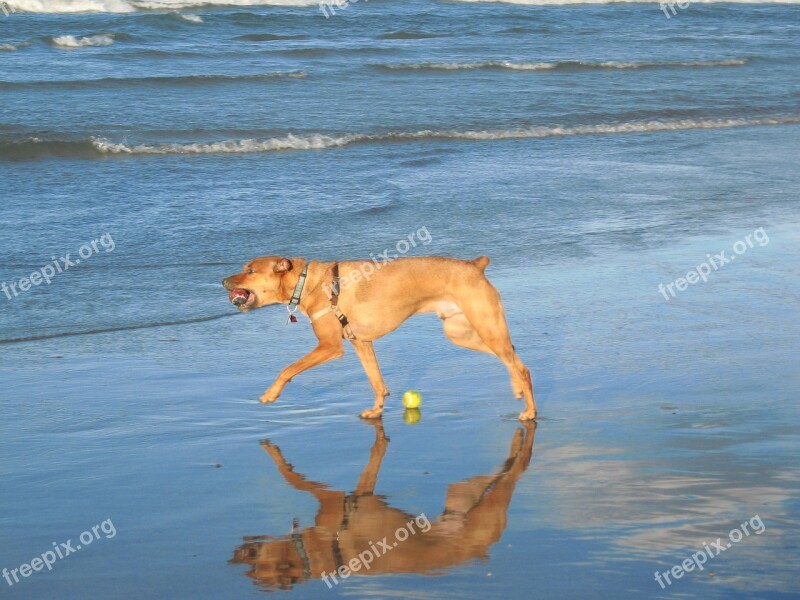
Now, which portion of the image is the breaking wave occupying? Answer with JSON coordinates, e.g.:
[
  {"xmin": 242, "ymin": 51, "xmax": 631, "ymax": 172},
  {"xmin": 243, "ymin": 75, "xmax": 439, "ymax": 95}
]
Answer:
[
  {"xmin": 2, "ymin": 116, "xmax": 798, "ymax": 160},
  {"xmin": 9, "ymin": 0, "xmax": 798, "ymax": 10},
  {"xmin": 374, "ymin": 58, "xmax": 749, "ymax": 72},
  {"xmin": 450, "ymin": 0, "xmax": 800, "ymax": 4},
  {"xmin": 6, "ymin": 0, "xmax": 319, "ymax": 13},
  {"xmin": 49, "ymin": 34, "xmax": 116, "ymax": 48}
]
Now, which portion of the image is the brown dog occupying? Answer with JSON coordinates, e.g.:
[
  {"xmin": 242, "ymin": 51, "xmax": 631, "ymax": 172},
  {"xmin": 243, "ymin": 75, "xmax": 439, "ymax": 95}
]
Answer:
[
  {"xmin": 222, "ymin": 256, "xmax": 536, "ymax": 420},
  {"xmin": 230, "ymin": 421, "xmax": 536, "ymax": 590}
]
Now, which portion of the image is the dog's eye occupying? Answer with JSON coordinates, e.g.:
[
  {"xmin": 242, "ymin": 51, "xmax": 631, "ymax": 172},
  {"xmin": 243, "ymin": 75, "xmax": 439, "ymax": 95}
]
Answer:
[{"xmin": 247, "ymin": 268, "xmax": 255, "ymax": 274}]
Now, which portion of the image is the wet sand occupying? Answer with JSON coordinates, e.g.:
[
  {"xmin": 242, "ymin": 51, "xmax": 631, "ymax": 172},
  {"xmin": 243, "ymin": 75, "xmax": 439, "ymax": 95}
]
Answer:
[{"xmin": 2, "ymin": 224, "xmax": 798, "ymax": 599}]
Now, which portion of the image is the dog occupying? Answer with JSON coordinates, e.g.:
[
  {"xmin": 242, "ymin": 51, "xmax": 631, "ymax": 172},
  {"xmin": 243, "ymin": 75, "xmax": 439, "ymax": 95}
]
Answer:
[
  {"xmin": 222, "ymin": 256, "xmax": 536, "ymax": 420},
  {"xmin": 230, "ymin": 421, "xmax": 536, "ymax": 590}
]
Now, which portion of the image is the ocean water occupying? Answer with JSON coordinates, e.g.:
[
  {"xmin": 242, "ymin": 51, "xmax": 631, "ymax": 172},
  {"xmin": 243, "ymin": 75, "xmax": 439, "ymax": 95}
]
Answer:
[{"xmin": 1, "ymin": 1, "xmax": 799, "ymax": 599}]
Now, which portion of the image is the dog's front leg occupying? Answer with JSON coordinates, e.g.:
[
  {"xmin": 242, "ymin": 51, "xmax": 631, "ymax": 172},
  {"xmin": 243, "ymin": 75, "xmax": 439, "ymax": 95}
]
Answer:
[
  {"xmin": 260, "ymin": 342, "xmax": 344, "ymax": 403},
  {"xmin": 260, "ymin": 319, "xmax": 345, "ymax": 404},
  {"xmin": 354, "ymin": 421, "xmax": 389, "ymax": 494},
  {"xmin": 350, "ymin": 340, "xmax": 389, "ymax": 419}
]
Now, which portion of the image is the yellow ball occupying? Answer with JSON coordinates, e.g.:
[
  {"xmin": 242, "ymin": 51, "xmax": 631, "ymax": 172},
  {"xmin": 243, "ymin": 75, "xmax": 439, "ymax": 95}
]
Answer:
[
  {"xmin": 403, "ymin": 408, "xmax": 421, "ymax": 425},
  {"xmin": 402, "ymin": 390, "xmax": 422, "ymax": 409}
]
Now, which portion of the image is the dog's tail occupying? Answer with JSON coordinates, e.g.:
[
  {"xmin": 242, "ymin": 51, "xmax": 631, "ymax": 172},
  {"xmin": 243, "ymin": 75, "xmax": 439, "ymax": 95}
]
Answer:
[{"xmin": 472, "ymin": 256, "xmax": 490, "ymax": 272}]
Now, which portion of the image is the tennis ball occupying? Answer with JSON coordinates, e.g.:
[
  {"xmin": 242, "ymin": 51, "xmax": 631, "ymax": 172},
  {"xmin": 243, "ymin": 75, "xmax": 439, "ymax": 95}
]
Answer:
[
  {"xmin": 403, "ymin": 408, "xmax": 421, "ymax": 425},
  {"xmin": 402, "ymin": 390, "xmax": 422, "ymax": 409}
]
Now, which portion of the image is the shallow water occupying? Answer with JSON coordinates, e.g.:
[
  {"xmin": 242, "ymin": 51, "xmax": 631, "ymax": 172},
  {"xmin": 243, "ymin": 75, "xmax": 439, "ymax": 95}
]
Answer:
[{"xmin": 1, "ymin": 1, "xmax": 800, "ymax": 598}]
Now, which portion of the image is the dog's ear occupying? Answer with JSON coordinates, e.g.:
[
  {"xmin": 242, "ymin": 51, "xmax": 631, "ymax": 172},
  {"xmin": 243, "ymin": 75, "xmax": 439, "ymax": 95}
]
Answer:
[{"xmin": 274, "ymin": 258, "xmax": 293, "ymax": 273}]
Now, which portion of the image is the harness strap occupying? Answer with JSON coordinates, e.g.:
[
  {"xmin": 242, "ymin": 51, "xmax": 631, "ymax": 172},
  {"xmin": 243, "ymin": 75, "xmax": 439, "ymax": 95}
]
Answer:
[
  {"xmin": 331, "ymin": 263, "xmax": 341, "ymax": 307},
  {"xmin": 309, "ymin": 262, "xmax": 356, "ymax": 340},
  {"xmin": 290, "ymin": 519, "xmax": 312, "ymax": 579}
]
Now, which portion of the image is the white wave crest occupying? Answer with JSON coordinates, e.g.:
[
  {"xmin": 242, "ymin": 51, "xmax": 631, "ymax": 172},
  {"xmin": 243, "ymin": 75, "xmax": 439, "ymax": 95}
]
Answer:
[
  {"xmin": 378, "ymin": 58, "xmax": 748, "ymax": 71},
  {"xmin": 385, "ymin": 61, "xmax": 559, "ymax": 71},
  {"xmin": 51, "ymin": 34, "xmax": 115, "ymax": 48},
  {"xmin": 180, "ymin": 13, "xmax": 203, "ymax": 22},
  {"xmin": 8, "ymin": 0, "xmax": 800, "ymax": 10},
  {"xmin": 90, "ymin": 116, "xmax": 800, "ymax": 157},
  {"xmin": 0, "ymin": 40, "xmax": 33, "ymax": 52},
  {"xmin": 451, "ymin": 0, "xmax": 800, "ymax": 4},
  {"xmin": 599, "ymin": 59, "xmax": 747, "ymax": 68},
  {"xmin": 8, "ymin": 0, "xmax": 136, "ymax": 12},
  {"xmin": 132, "ymin": 0, "xmax": 318, "ymax": 7},
  {"xmin": 92, "ymin": 133, "xmax": 361, "ymax": 155},
  {"xmin": 8, "ymin": 0, "xmax": 318, "ymax": 12}
]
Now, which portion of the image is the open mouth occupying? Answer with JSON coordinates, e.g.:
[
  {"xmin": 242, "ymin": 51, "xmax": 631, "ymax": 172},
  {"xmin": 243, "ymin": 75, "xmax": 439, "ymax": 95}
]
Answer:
[{"xmin": 228, "ymin": 288, "xmax": 256, "ymax": 310}]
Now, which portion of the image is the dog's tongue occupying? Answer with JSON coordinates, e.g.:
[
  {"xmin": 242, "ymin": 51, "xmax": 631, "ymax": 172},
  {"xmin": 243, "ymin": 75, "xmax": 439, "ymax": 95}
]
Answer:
[{"xmin": 228, "ymin": 289, "xmax": 250, "ymax": 306}]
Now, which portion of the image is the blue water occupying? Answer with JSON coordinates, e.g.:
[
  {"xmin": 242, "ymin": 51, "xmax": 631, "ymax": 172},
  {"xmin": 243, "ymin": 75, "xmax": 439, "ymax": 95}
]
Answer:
[{"xmin": 1, "ymin": 1, "xmax": 799, "ymax": 599}]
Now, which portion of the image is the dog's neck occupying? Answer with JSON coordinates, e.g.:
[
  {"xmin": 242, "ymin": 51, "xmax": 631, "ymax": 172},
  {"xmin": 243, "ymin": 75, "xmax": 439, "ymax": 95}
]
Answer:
[{"xmin": 281, "ymin": 259, "xmax": 333, "ymax": 317}]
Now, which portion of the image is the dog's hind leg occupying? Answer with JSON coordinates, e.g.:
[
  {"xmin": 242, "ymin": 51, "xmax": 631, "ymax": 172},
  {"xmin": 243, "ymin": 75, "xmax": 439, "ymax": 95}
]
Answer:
[
  {"xmin": 442, "ymin": 313, "xmax": 495, "ymax": 355},
  {"xmin": 456, "ymin": 284, "xmax": 537, "ymax": 421},
  {"xmin": 351, "ymin": 340, "xmax": 390, "ymax": 419}
]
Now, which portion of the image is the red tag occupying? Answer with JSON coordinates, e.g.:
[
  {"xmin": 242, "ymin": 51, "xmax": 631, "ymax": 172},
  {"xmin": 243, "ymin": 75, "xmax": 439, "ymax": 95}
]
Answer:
[{"xmin": 290, "ymin": 314, "xmax": 298, "ymax": 323}]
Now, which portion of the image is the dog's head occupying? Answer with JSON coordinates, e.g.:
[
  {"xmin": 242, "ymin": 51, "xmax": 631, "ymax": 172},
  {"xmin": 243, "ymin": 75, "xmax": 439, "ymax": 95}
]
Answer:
[
  {"xmin": 230, "ymin": 535, "xmax": 313, "ymax": 591},
  {"xmin": 222, "ymin": 256, "xmax": 297, "ymax": 312}
]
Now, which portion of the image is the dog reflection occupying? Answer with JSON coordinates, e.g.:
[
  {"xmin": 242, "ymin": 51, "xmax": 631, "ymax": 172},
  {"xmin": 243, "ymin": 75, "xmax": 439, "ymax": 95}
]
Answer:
[{"xmin": 231, "ymin": 422, "xmax": 535, "ymax": 591}]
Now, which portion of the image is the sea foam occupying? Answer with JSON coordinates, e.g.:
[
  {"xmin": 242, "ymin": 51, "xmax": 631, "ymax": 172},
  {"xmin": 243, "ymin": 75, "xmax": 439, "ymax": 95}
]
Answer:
[
  {"xmin": 450, "ymin": 0, "xmax": 799, "ymax": 4},
  {"xmin": 89, "ymin": 116, "xmax": 800, "ymax": 156},
  {"xmin": 375, "ymin": 59, "xmax": 749, "ymax": 72},
  {"xmin": 3, "ymin": 116, "xmax": 797, "ymax": 161},
  {"xmin": 7, "ymin": 0, "xmax": 319, "ymax": 13},
  {"xmin": 50, "ymin": 34, "xmax": 115, "ymax": 48}
]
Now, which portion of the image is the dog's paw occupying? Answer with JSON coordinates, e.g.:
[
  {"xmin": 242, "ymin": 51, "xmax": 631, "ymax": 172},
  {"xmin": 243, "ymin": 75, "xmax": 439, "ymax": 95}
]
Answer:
[
  {"xmin": 260, "ymin": 390, "xmax": 280, "ymax": 404},
  {"xmin": 518, "ymin": 409, "xmax": 537, "ymax": 421},
  {"xmin": 359, "ymin": 408, "xmax": 383, "ymax": 420}
]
